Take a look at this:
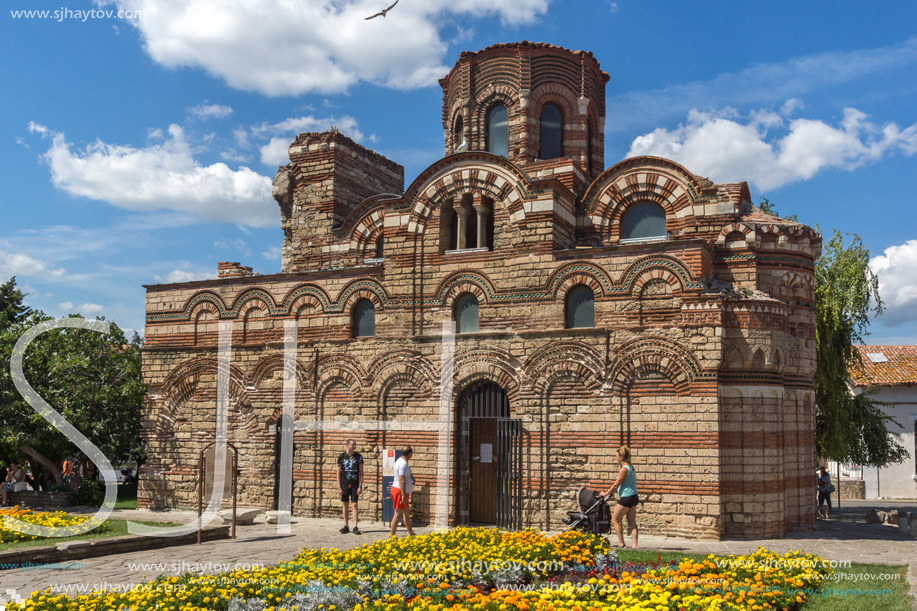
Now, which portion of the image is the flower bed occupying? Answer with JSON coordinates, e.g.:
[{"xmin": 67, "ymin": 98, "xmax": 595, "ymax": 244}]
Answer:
[
  {"xmin": 0, "ymin": 506, "xmax": 112, "ymax": 544},
  {"xmin": 8, "ymin": 529, "xmax": 832, "ymax": 611}
]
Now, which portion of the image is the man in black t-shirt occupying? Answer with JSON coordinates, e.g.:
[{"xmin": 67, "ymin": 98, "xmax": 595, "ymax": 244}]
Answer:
[{"xmin": 337, "ymin": 439, "xmax": 364, "ymax": 534}]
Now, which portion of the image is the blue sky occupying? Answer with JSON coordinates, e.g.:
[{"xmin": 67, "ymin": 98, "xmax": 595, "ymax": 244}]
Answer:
[{"xmin": 2, "ymin": 0, "xmax": 916, "ymax": 343}]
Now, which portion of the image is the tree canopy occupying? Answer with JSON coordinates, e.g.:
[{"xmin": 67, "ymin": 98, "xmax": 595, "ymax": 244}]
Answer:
[
  {"xmin": 0, "ymin": 276, "xmax": 31, "ymax": 328},
  {"xmin": 0, "ymin": 278, "xmax": 145, "ymax": 489},
  {"xmin": 813, "ymin": 229, "xmax": 906, "ymax": 466}
]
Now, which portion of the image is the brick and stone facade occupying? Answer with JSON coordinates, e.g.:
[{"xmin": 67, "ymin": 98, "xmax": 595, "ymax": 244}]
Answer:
[{"xmin": 141, "ymin": 42, "xmax": 821, "ymax": 539}]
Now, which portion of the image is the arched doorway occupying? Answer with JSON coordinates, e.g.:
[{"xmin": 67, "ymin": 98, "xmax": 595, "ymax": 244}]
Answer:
[{"xmin": 456, "ymin": 380, "xmax": 522, "ymax": 529}]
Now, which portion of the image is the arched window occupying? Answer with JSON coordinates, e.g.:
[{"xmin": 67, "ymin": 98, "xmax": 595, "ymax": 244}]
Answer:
[
  {"xmin": 454, "ymin": 293, "xmax": 479, "ymax": 334},
  {"xmin": 352, "ymin": 299, "xmax": 375, "ymax": 338},
  {"xmin": 454, "ymin": 115, "xmax": 465, "ymax": 151},
  {"xmin": 565, "ymin": 285, "xmax": 595, "ymax": 329},
  {"xmin": 586, "ymin": 120, "xmax": 594, "ymax": 174},
  {"xmin": 374, "ymin": 235, "xmax": 384, "ymax": 259},
  {"xmin": 487, "ymin": 105, "xmax": 509, "ymax": 158},
  {"xmin": 621, "ymin": 202, "xmax": 666, "ymax": 241},
  {"xmin": 539, "ymin": 104, "xmax": 563, "ymax": 159}
]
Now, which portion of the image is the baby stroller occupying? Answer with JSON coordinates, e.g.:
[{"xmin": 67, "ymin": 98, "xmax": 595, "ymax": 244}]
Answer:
[{"xmin": 561, "ymin": 486, "xmax": 611, "ymax": 534}]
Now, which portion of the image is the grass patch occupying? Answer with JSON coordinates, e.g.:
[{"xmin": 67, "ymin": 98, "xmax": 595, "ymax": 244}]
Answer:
[
  {"xmin": 0, "ymin": 520, "xmax": 179, "ymax": 552},
  {"xmin": 801, "ymin": 562, "xmax": 912, "ymax": 611}
]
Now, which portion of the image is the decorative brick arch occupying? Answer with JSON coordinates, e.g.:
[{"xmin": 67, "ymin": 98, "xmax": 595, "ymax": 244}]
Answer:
[
  {"xmin": 755, "ymin": 224, "xmax": 786, "ymax": 249},
  {"xmin": 250, "ymin": 354, "xmax": 313, "ymax": 393},
  {"xmin": 333, "ymin": 278, "xmax": 389, "ymax": 312},
  {"xmin": 548, "ymin": 261, "xmax": 613, "ymax": 298},
  {"xmin": 315, "ymin": 353, "xmax": 368, "ymax": 401},
  {"xmin": 344, "ymin": 207, "xmax": 385, "ymax": 260},
  {"xmin": 178, "ymin": 291, "xmax": 228, "ymax": 321},
  {"xmin": 371, "ymin": 352, "xmax": 437, "ymax": 408},
  {"xmin": 229, "ymin": 289, "xmax": 280, "ymax": 317},
  {"xmin": 239, "ymin": 298, "xmax": 271, "ymax": 344},
  {"xmin": 716, "ymin": 223, "xmax": 755, "ymax": 248},
  {"xmin": 434, "ymin": 270, "xmax": 498, "ymax": 306},
  {"xmin": 617, "ymin": 255, "xmax": 700, "ymax": 295},
  {"xmin": 453, "ymin": 347, "xmax": 523, "ymax": 401},
  {"xmin": 607, "ymin": 336, "xmax": 702, "ymax": 396},
  {"xmin": 473, "ymin": 85, "xmax": 520, "ymax": 153},
  {"xmin": 280, "ymin": 284, "xmax": 332, "ymax": 315},
  {"xmin": 581, "ymin": 157, "xmax": 706, "ymax": 244},
  {"xmin": 405, "ymin": 158, "xmax": 529, "ymax": 234},
  {"xmin": 156, "ymin": 357, "xmax": 252, "ymax": 434},
  {"xmin": 525, "ymin": 341, "xmax": 605, "ymax": 397},
  {"xmin": 529, "ymin": 84, "xmax": 579, "ymax": 159}
]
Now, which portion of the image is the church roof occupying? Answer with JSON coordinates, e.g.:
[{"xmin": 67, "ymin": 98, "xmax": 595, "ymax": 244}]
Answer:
[{"xmin": 851, "ymin": 345, "xmax": 917, "ymax": 387}]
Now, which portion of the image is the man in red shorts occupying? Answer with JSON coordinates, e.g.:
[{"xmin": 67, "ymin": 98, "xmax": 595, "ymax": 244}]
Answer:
[{"xmin": 389, "ymin": 446, "xmax": 415, "ymax": 537}]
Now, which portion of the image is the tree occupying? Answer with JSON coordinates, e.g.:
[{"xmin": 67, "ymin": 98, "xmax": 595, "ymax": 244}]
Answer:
[
  {"xmin": 0, "ymin": 309, "xmax": 146, "ymax": 491},
  {"xmin": 814, "ymin": 230, "xmax": 907, "ymax": 466},
  {"xmin": 756, "ymin": 204, "xmax": 906, "ymax": 466},
  {"xmin": 757, "ymin": 197, "xmax": 798, "ymax": 222},
  {"xmin": 0, "ymin": 276, "xmax": 31, "ymax": 329}
]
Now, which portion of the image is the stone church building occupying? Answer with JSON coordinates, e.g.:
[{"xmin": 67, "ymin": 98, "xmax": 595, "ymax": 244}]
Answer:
[{"xmin": 141, "ymin": 42, "xmax": 821, "ymax": 539}]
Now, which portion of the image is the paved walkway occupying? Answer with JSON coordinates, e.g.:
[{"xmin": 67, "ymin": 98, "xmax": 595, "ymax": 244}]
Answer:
[{"xmin": 1, "ymin": 505, "xmax": 915, "ymax": 606}]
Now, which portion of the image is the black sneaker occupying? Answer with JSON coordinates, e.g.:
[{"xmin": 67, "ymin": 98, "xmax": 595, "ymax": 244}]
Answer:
[
  {"xmin": 352, "ymin": 527, "xmax": 361, "ymax": 535},
  {"xmin": 339, "ymin": 525, "xmax": 349, "ymax": 534}
]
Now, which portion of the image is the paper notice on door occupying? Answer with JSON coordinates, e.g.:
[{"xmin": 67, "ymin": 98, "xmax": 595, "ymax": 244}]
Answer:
[{"xmin": 480, "ymin": 443, "xmax": 493, "ymax": 463}]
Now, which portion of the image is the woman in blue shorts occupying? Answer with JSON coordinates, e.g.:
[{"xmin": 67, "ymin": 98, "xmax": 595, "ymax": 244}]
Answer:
[{"xmin": 603, "ymin": 446, "xmax": 638, "ymax": 548}]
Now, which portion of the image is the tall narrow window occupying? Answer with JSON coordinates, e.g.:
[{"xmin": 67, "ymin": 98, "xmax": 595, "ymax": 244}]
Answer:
[
  {"xmin": 487, "ymin": 105, "xmax": 509, "ymax": 158},
  {"xmin": 539, "ymin": 104, "xmax": 563, "ymax": 159},
  {"xmin": 565, "ymin": 285, "xmax": 595, "ymax": 329},
  {"xmin": 454, "ymin": 293, "xmax": 479, "ymax": 334},
  {"xmin": 586, "ymin": 120, "xmax": 594, "ymax": 174},
  {"xmin": 352, "ymin": 299, "xmax": 375, "ymax": 338},
  {"xmin": 621, "ymin": 202, "xmax": 666, "ymax": 240},
  {"xmin": 375, "ymin": 235, "xmax": 384, "ymax": 259},
  {"xmin": 454, "ymin": 115, "xmax": 465, "ymax": 151}
]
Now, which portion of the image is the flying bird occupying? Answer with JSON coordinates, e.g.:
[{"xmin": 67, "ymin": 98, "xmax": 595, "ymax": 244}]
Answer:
[{"xmin": 365, "ymin": 0, "xmax": 398, "ymax": 20}]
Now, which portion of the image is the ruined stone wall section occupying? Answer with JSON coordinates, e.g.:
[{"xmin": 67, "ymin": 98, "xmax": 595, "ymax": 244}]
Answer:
[{"xmin": 278, "ymin": 132, "xmax": 404, "ymax": 274}]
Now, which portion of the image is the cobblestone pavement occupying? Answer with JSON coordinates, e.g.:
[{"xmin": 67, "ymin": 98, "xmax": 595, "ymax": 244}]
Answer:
[{"xmin": 2, "ymin": 505, "xmax": 914, "ymax": 606}]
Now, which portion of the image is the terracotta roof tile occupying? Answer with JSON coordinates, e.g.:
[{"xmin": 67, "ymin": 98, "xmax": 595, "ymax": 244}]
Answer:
[{"xmin": 851, "ymin": 345, "xmax": 917, "ymax": 387}]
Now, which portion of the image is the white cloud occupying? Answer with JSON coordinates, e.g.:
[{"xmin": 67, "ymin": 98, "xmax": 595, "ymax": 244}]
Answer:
[
  {"xmin": 57, "ymin": 302, "xmax": 105, "ymax": 315},
  {"xmin": 28, "ymin": 121, "xmax": 49, "ymax": 136},
  {"xmin": 188, "ymin": 103, "xmax": 233, "ymax": 119},
  {"xmin": 0, "ymin": 246, "xmax": 66, "ymax": 278},
  {"xmin": 254, "ymin": 115, "xmax": 365, "ymax": 165},
  {"xmin": 626, "ymin": 106, "xmax": 917, "ymax": 191},
  {"xmin": 154, "ymin": 269, "xmax": 216, "ymax": 284},
  {"xmin": 260, "ymin": 137, "xmax": 293, "ymax": 167},
  {"xmin": 262, "ymin": 246, "xmax": 282, "ymax": 260},
  {"xmin": 870, "ymin": 240, "xmax": 917, "ymax": 326},
  {"xmin": 95, "ymin": 0, "xmax": 550, "ymax": 96},
  {"xmin": 79, "ymin": 303, "xmax": 105, "ymax": 315},
  {"xmin": 37, "ymin": 124, "xmax": 275, "ymax": 227}
]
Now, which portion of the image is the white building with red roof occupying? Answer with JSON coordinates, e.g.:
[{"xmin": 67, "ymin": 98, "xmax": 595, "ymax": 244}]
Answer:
[{"xmin": 851, "ymin": 345, "xmax": 917, "ymax": 499}]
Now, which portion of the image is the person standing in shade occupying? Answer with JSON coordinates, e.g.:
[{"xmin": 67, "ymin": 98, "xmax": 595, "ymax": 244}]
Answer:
[
  {"xmin": 389, "ymin": 446, "xmax": 415, "ymax": 537},
  {"xmin": 604, "ymin": 446, "xmax": 638, "ymax": 549},
  {"xmin": 337, "ymin": 439, "xmax": 364, "ymax": 534},
  {"xmin": 1, "ymin": 461, "xmax": 25, "ymax": 506},
  {"xmin": 817, "ymin": 466, "xmax": 833, "ymax": 516}
]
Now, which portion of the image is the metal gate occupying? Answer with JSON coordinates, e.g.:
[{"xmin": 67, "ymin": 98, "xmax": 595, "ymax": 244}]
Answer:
[
  {"xmin": 497, "ymin": 417, "xmax": 523, "ymax": 530},
  {"xmin": 456, "ymin": 380, "xmax": 521, "ymax": 529}
]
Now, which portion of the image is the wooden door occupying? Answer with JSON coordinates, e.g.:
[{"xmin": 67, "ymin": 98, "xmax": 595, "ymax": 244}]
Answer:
[{"xmin": 469, "ymin": 417, "xmax": 498, "ymax": 523}]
